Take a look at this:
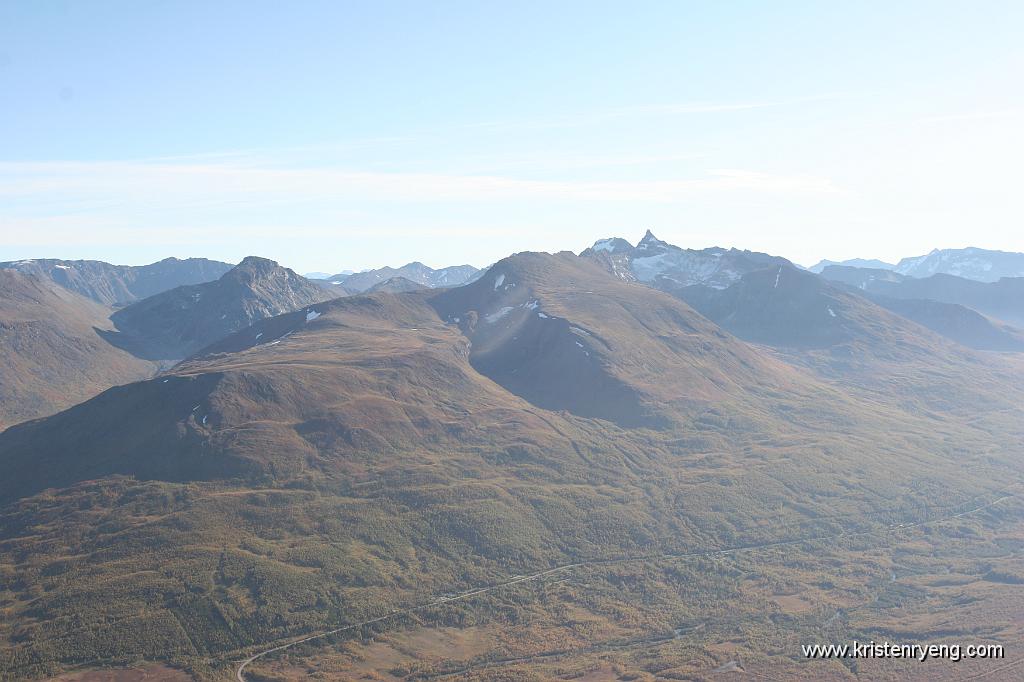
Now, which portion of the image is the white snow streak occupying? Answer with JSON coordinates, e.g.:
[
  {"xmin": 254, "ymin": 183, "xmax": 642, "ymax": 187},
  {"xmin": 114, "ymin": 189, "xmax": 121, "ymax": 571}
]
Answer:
[{"xmin": 484, "ymin": 306, "xmax": 514, "ymax": 323}]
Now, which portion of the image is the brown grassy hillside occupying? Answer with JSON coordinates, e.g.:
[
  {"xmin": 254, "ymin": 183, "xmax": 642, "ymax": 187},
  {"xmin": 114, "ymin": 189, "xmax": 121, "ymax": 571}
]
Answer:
[
  {"xmin": 0, "ymin": 271, "xmax": 157, "ymax": 431},
  {"xmin": 0, "ymin": 254, "xmax": 1022, "ymax": 680}
]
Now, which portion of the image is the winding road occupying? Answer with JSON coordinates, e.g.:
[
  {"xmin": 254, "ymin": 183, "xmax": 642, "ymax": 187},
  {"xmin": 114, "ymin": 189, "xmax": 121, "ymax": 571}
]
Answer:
[{"xmin": 236, "ymin": 490, "xmax": 1016, "ymax": 681}]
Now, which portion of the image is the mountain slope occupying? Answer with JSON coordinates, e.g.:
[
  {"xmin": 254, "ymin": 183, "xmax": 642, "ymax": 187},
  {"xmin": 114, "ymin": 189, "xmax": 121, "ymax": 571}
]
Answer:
[
  {"xmin": 108, "ymin": 257, "xmax": 333, "ymax": 361},
  {"xmin": 0, "ymin": 271, "xmax": 157, "ymax": 430},
  {"xmin": 821, "ymin": 265, "xmax": 1024, "ymax": 327},
  {"xmin": 1, "ymin": 253, "xmax": 1023, "ymax": 681},
  {"xmin": 667, "ymin": 264, "xmax": 1024, "ymax": 420},
  {"xmin": 865, "ymin": 294, "xmax": 1024, "ymax": 351},
  {"xmin": 895, "ymin": 247, "xmax": 1024, "ymax": 282},
  {"xmin": 0, "ymin": 251, "xmax": 817, "ymax": 501},
  {"xmin": 676, "ymin": 264, "xmax": 867, "ymax": 350},
  {"xmin": 2, "ymin": 280, "xmax": 634, "ymax": 504},
  {"xmin": 0, "ymin": 257, "xmax": 232, "ymax": 306},
  {"xmin": 431, "ymin": 252, "xmax": 811, "ymax": 427}
]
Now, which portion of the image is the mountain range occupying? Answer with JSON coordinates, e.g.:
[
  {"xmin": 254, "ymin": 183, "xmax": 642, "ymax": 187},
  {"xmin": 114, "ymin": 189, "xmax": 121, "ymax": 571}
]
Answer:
[
  {"xmin": 807, "ymin": 257, "xmax": 895, "ymax": 272},
  {"xmin": 107, "ymin": 257, "xmax": 332, "ymax": 362},
  {"xmin": 0, "ymin": 257, "xmax": 337, "ymax": 427},
  {"xmin": 894, "ymin": 246, "xmax": 1024, "ymax": 281},
  {"xmin": 1, "ymin": 236, "xmax": 1023, "ymax": 681},
  {"xmin": 0, "ymin": 257, "xmax": 234, "ymax": 306},
  {"xmin": 581, "ymin": 229, "xmax": 790, "ymax": 290},
  {"xmin": 821, "ymin": 265, "xmax": 1024, "ymax": 328},
  {"xmin": 806, "ymin": 246, "xmax": 1024, "ymax": 282},
  {"xmin": 323, "ymin": 261, "xmax": 481, "ymax": 292}
]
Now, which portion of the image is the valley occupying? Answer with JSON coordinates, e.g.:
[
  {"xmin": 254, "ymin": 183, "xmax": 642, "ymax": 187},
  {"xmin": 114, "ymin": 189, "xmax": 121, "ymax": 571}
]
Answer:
[
  {"xmin": 6, "ymin": 8, "xmax": 1023, "ymax": 680},
  {"xmin": 2, "ymin": 239, "xmax": 1023, "ymax": 682}
]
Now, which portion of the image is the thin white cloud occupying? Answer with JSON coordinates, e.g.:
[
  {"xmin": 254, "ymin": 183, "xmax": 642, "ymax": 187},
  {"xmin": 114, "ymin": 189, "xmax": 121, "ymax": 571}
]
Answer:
[
  {"xmin": 461, "ymin": 93, "xmax": 850, "ymax": 133},
  {"xmin": 0, "ymin": 159, "xmax": 840, "ymax": 208},
  {"xmin": 463, "ymin": 101, "xmax": 774, "ymax": 133},
  {"xmin": 916, "ymin": 109, "xmax": 1023, "ymax": 124}
]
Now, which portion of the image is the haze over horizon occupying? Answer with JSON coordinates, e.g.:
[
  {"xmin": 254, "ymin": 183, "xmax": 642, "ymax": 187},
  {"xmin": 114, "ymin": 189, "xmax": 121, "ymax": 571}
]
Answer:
[
  {"xmin": 3, "ymin": 1, "xmax": 1023, "ymax": 272},
  {"xmin": 4, "ymin": 5, "xmax": 1024, "ymax": 680},
  {"xmin": 3, "ymin": 230, "xmax": 1023, "ymax": 277}
]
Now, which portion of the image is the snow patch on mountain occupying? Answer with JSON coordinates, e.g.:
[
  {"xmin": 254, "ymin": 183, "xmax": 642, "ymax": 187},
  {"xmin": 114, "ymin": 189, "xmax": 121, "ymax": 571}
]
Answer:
[
  {"xmin": 894, "ymin": 247, "xmax": 1024, "ymax": 282},
  {"xmin": 484, "ymin": 306, "xmax": 514, "ymax": 323}
]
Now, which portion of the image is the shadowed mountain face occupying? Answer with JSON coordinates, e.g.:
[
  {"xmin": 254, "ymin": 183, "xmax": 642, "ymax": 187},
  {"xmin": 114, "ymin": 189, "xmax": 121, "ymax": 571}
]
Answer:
[
  {"xmin": 430, "ymin": 252, "xmax": 804, "ymax": 427},
  {"xmin": 0, "ymin": 287, "xmax": 571, "ymax": 502},
  {"xmin": 1, "ymin": 249, "xmax": 1023, "ymax": 680},
  {"xmin": 0, "ymin": 251, "xmax": 822, "ymax": 500},
  {"xmin": 0, "ymin": 271, "xmax": 157, "ymax": 430},
  {"xmin": 331, "ymin": 262, "xmax": 480, "ymax": 292},
  {"xmin": 675, "ymin": 265, "xmax": 860, "ymax": 350},
  {"xmin": 821, "ymin": 265, "xmax": 1024, "ymax": 327},
  {"xmin": 666, "ymin": 264, "xmax": 1023, "ymax": 417},
  {"xmin": 107, "ymin": 257, "xmax": 333, "ymax": 361},
  {"xmin": 865, "ymin": 295, "xmax": 1024, "ymax": 351},
  {"xmin": 0, "ymin": 257, "xmax": 232, "ymax": 306},
  {"xmin": 583, "ymin": 235, "xmax": 1024, "ymax": 356},
  {"xmin": 671, "ymin": 264, "xmax": 966, "ymax": 358}
]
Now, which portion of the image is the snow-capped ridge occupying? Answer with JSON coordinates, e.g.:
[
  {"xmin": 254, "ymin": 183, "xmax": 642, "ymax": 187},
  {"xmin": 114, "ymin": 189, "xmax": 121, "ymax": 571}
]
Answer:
[{"xmin": 894, "ymin": 247, "xmax": 1024, "ymax": 282}]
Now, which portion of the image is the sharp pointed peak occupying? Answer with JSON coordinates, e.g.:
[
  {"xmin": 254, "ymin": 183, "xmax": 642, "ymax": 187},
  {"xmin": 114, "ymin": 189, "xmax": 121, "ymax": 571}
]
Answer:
[{"xmin": 636, "ymin": 230, "xmax": 671, "ymax": 251}]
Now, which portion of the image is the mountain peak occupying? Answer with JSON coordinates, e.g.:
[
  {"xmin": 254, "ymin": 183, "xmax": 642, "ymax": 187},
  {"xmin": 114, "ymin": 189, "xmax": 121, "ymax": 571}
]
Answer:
[
  {"xmin": 636, "ymin": 229, "xmax": 670, "ymax": 252},
  {"xmin": 589, "ymin": 237, "xmax": 634, "ymax": 254},
  {"xmin": 111, "ymin": 257, "xmax": 328, "ymax": 361},
  {"xmin": 224, "ymin": 256, "xmax": 286, "ymax": 284},
  {"xmin": 234, "ymin": 256, "xmax": 280, "ymax": 272}
]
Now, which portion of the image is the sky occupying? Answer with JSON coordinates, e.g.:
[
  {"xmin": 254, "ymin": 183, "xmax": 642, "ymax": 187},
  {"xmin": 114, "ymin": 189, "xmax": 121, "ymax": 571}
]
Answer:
[{"xmin": 1, "ymin": 1, "xmax": 1023, "ymax": 273}]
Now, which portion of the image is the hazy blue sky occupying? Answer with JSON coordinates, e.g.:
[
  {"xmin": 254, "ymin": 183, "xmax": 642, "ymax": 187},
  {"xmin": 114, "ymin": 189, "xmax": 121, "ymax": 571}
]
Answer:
[{"xmin": 2, "ymin": 1, "xmax": 1022, "ymax": 272}]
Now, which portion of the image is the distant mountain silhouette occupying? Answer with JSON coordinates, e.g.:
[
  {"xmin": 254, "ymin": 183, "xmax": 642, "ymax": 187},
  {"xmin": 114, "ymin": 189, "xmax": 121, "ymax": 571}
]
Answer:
[
  {"xmin": 807, "ymin": 257, "xmax": 895, "ymax": 273},
  {"xmin": 332, "ymin": 262, "xmax": 480, "ymax": 292},
  {"xmin": 0, "ymin": 256, "xmax": 232, "ymax": 305},
  {"xmin": 821, "ymin": 265, "xmax": 1024, "ymax": 328},
  {"xmin": 895, "ymin": 247, "xmax": 1024, "ymax": 282}
]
